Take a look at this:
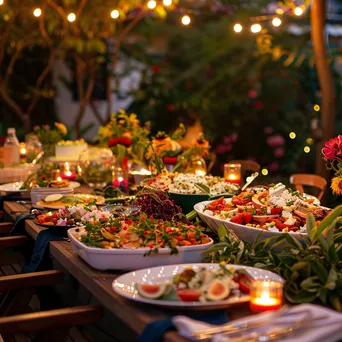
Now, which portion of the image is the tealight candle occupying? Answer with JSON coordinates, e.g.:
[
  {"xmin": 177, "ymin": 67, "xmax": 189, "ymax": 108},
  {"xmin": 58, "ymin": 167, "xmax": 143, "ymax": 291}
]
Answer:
[
  {"xmin": 224, "ymin": 163, "xmax": 241, "ymax": 184},
  {"xmin": 250, "ymin": 280, "xmax": 283, "ymax": 312},
  {"xmin": 60, "ymin": 162, "xmax": 77, "ymax": 181}
]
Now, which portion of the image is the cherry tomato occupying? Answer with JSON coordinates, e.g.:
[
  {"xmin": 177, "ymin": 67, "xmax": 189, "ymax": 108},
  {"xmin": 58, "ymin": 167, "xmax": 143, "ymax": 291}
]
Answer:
[
  {"xmin": 177, "ymin": 289, "xmax": 202, "ymax": 302},
  {"xmin": 109, "ymin": 226, "xmax": 117, "ymax": 232},
  {"xmin": 231, "ymin": 192, "xmax": 253, "ymax": 206},
  {"xmin": 240, "ymin": 212, "xmax": 252, "ymax": 224},
  {"xmin": 236, "ymin": 274, "xmax": 253, "ymax": 294},
  {"xmin": 182, "ymin": 240, "xmax": 192, "ymax": 246},
  {"xmin": 230, "ymin": 215, "xmax": 243, "ymax": 225},
  {"xmin": 270, "ymin": 207, "xmax": 282, "ymax": 215}
]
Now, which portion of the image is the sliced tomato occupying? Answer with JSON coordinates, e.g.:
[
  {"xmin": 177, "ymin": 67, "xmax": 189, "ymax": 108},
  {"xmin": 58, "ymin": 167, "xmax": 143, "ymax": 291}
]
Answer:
[
  {"xmin": 236, "ymin": 274, "xmax": 253, "ymax": 294},
  {"xmin": 231, "ymin": 192, "xmax": 253, "ymax": 206},
  {"xmin": 207, "ymin": 197, "xmax": 225, "ymax": 211},
  {"xmin": 177, "ymin": 289, "xmax": 202, "ymax": 302}
]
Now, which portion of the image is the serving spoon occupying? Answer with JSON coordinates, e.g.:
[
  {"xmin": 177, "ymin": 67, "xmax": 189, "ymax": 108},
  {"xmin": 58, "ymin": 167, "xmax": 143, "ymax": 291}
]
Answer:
[{"xmin": 240, "ymin": 172, "xmax": 259, "ymax": 192}]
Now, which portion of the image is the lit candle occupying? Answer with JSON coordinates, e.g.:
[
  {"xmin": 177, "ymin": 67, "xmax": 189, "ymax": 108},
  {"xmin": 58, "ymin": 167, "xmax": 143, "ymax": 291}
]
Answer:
[
  {"xmin": 20, "ymin": 142, "xmax": 27, "ymax": 160},
  {"xmin": 250, "ymin": 280, "xmax": 283, "ymax": 312},
  {"xmin": 60, "ymin": 162, "xmax": 77, "ymax": 181},
  {"xmin": 113, "ymin": 176, "xmax": 128, "ymax": 193},
  {"xmin": 224, "ymin": 163, "xmax": 241, "ymax": 184}
]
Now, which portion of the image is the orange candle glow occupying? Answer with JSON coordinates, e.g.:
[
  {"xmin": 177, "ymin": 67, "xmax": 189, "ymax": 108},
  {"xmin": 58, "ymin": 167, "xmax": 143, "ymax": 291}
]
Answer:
[
  {"xmin": 250, "ymin": 280, "xmax": 283, "ymax": 312},
  {"xmin": 224, "ymin": 163, "xmax": 241, "ymax": 184}
]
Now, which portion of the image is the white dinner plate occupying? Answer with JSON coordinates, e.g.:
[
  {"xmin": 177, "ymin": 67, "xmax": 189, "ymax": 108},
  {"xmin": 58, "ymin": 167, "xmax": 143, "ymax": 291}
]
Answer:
[
  {"xmin": 112, "ymin": 263, "xmax": 283, "ymax": 310},
  {"xmin": 36, "ymin": 194, "xmax": 105, "ymax": 209},
  {"xmin": 0, "ymin": 181, "xmax": 81, "ymax": 193}
]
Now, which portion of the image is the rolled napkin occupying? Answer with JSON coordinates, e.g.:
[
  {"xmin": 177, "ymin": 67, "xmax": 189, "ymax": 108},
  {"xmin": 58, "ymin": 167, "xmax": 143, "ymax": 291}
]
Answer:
[{"xmin": 172, "ymin": 304, "xmax": 342, "ymax": 342}]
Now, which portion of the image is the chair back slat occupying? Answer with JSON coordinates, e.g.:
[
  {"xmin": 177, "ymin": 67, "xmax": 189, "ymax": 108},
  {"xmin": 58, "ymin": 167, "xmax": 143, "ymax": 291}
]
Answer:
[
  {"xmin": 231, "ymin": 160, "xmax": 260, "ymax": 173},
  {"xmin": 289, "ymin": 173, "xmax": 327, "ymax": 200}
]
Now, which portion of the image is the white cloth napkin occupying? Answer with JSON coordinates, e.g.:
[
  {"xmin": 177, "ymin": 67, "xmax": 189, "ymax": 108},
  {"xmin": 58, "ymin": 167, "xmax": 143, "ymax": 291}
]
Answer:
[{"xmin": 172, "ymin": 304, "xmax": 342, "ymax": 342}]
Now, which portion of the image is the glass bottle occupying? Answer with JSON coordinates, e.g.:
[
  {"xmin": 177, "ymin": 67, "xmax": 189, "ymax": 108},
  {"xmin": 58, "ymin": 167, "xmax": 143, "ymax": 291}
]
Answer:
[{"xmin": 3, "ymin": 128, "xmax": 20, "ymax": 167}]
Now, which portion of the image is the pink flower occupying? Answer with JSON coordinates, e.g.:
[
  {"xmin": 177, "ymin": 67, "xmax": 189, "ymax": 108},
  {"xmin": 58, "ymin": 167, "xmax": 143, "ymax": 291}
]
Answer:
[
  {"xmin": 33, "ymin": 125, "xmax": 39, "ymax": 131},
  {"xmin": 264, "ymin": 126, "xmax": 273, "ymax": 134},
  {"xmin": 253, "ymin": 100, "xmax": 263, "ymax": 110},
  {"xmin": 274, "ymin": 147, "xmax": 284, "ymax": 158},
  {"xmin": 248, "ymin": 90, "xmax": 258, "ymax": 99},
  {"xmin": 322, "ymin": 135, "xmax": 342, "ymax": 161},
  {"xmin": 268, "ymin": 161, "xmax": 279, "ymax": 172},
  {"xmin": 223, "ymin": 136, "xmax": 232, "ymax": 144},
  {"xmin": 247, "ymin": 157, "xmax": 257, "ymax": 162},
  {"xmin": 43, "ymin": 124, "xmax": 50, "ymax": 130},
  {"xmin": 267, "ymin": 134, "xmax": 285, "ymax": 147},
  {"xmin": 216, "ymin": 144, "xmax": 232, "ymax": 154},
  {"xmin": 231, "ymin": 132, "xmax": 238, "ymax": 142}
]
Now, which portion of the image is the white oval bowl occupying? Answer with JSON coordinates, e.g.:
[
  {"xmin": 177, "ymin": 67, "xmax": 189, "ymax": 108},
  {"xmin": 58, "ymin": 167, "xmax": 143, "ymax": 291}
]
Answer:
[
  {"xmin": 194, "ymin": 199, "xmax": 307, "ymax": 244},
  {"xmin": 67, "ymin": 227, "xmax": 214, "ymax": 271}
]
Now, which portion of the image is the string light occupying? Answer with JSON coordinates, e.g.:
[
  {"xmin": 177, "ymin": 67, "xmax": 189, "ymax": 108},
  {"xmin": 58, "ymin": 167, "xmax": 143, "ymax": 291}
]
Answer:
[
  {"xmin": 313, "ymin": 104, "xmax": 320, "ymax": 111},
  {"xmin": 261, "ymin": 168, "xmax": 268, "ymax": 176},
  {"xmin": 33, "ymin": 8, "xmax": 42, "ymax": 17},
  {"xmin": 272, "ymin": 17, "xmax": 281, "ymax": 27},
  {"xmin": 110, "ymin": 9, "xmax": 120, "ymax": 19},
  {"xmin": 251, "ymin": 24, "xmax": 262, "ymax": 33},
  {"xmin": 0, "ymin": 0, "xmax": 4, "ymax": 5},
  {"xmin": 163, "ymin": 0, "xmax": 172, "ymax": 6},
  {"xmin": 147, "ymin": 0, "xmax": 157, "ymax": 9},
  {"xmin": 67, "ymin": 12, "xmax": 76, "ymax": 22},
  {"xmin": 234, "ymin": 23, "xmax": 243, "ymax": 33},
  {"xmin": 294, "ymin": 6, "xmax": 304, "ymax": 16},
  {"xmin": 306, "ymin": 137, "xmax": 313, "ymax": 145},
  {"xmin": 289, "ymin": 132, "xmax": 296, "ymax": 139},
  {"xmin": 181, "ymin": 15, "xmax": 191, "ymax": 26},
  {"xmin": 304, "ymin": 146, "xmax": 310, "ymax": 153}
]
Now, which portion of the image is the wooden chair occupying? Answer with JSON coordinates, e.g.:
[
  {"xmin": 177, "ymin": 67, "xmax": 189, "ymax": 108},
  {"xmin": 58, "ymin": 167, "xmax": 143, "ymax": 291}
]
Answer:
[
  {"xmin": 0, "ymin": 304, "xmax": 103, "ymax": 342},
  {"xmin": 289, "ymin": 173, "xmax": 327, "ymax": 201},
  {"xmin": 231, "ymin": 160, "xmax": 260, "ymax": 173}
]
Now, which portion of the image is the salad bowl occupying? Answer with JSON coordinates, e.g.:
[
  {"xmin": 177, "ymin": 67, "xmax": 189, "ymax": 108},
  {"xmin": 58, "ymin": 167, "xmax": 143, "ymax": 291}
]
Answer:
[{"xmin": 68, "ymin": 228, "xmax": 214, "ymax": 271}]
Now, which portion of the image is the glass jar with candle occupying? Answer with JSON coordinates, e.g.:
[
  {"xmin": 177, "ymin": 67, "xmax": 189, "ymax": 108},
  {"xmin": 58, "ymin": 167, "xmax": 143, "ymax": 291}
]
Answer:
[
  {"xmin": 224, "ymin": 163, "xmax": 241, "ymax": 184},
  {"xmin": 113, "ymin": 162, "xmax": 129, "ymax": 194},
  {"xmin": 186, "ymin": 156, "xmax": 207, "ymax": 176},
  {"xmin": 250, "ymin": 280, "xmax": 283, "ymax": 312},
  {"xmin": 25, "ymin": 135, "xmax": 43, "ymax": 163},
  {"xmin": 77, "ymin": 148, "xmax": 113, "ymax": 189}
]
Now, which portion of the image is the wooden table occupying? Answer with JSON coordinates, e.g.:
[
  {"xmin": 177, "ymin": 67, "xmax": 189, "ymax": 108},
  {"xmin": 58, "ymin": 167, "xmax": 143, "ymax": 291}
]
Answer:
[{"xmin": 3, "ymin": 201, "xmax": 251, "ymax": 342}]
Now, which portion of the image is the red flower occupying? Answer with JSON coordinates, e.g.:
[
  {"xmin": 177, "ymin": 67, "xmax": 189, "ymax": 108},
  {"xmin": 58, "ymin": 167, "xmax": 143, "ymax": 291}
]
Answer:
[
  {"xmin": 167, "ymin": 104, "xmax": 174, "ymax": 111},
  {"xmin": 108, "ymin": 138, "xmax": 119, "ymax": 147},
  {"xmin": 253, "ymin": 100, "xmax": 263, "ymax": 110},
  {"xmin": 163, "ymin": 156, "xmax": 178, "ymax": 165},
  {"xmin": 322, "ymin": 135, "xmax": 342, "ymax": 161},
  {"xmin": 152, "ymin": 65, "xmax": 160, "ymax": 73},
  {"xmin": 118, "ymin": 137, "xmax": 132, "ymax": 147}
]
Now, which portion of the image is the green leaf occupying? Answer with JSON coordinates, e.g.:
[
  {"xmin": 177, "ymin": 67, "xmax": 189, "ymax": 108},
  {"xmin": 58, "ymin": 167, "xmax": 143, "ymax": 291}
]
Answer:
[
  {"xmin": 300, "ymin": 276, "xmax": 320, "ymax": 291},
  {"xmin": 328, "ymin": 245, "xmax": 339, "ymax": 263},
  {"xmin": 329, "ymin": 295, "xmax": 342, "ymax": 311},
  {"xmin": 325, "ymin": 268, "xmax": 338, "ymax": 290},
  {"xmin": 285, "ymin": 291, "xmax": 318, "ymax": 304},
  {"xmin": 309, "ymin": 260, "xmax": 328, "ymax": 282},
  {"xmin": 306, "ymin": 213, "xmax": 317, "ymax": 242},
  {"xmin": 319, "ymin": 288, "xmax": 328, "ymax": 304},
  {"xmin": 218, "ymin": 224, "xmax": 228, "ymax": 241},
  {"xmin": 116, "ymin": 144, "xmax": 126, "ymax": 165},
  {"xmin": 195, "ymin": 183, "xmax": 211, "ymax": 195}
]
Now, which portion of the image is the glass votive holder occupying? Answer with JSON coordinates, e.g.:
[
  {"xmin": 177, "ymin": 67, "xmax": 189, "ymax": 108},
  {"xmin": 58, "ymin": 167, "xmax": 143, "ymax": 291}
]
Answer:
[
  {"xmin": 250, "ymin": 280, "xmax": 283, "ymax": 312},
  {"xmin": 224, "ymin": 163, "xmax": 241, "ymax": 184}
]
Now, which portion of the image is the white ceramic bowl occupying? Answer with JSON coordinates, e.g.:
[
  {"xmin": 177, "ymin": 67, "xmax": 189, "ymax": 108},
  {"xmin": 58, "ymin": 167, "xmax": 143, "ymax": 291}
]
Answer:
[
  {"xmin": 67, "ymin": 227, "xmax": 214, "ymax": 271},
  {"xmin": 194, "ymin": 199, "xmax": 307, "ymax": 244}
]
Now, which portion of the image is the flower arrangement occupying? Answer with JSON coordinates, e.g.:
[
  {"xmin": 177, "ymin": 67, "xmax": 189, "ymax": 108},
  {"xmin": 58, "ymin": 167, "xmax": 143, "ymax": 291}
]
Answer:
[
  {"xmin": 97, "ymin": 110, "xmax": 150, "ymax": 164},
  {"xmin": 322, "ymin": 135, "xmax": 342, "ymax": 196},
  {"xmin": 33, "ymin": 122, "xmax": 67, "ymax": 145}
]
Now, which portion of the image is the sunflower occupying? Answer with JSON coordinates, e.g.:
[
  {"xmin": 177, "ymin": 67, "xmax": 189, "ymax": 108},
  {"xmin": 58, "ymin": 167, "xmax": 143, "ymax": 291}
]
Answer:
[
  {"xmin": 54, "ymin": 122, "xmax": 67, "ymax": 136},
  {"xmin": 331, "ymin": 176, "xmax": 342, "ymax": 196}
]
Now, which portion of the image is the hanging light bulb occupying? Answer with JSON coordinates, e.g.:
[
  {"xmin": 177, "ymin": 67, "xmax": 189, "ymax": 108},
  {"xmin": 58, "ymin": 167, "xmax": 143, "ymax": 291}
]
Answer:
[
  {"xmin": 233, "ymin": 23, "xmax": 243, "ymax": 33},
  {"xmin": 181, "ymin": 15, "xmax": 191, "ymax": 26},
  {"xmin": 147, "ymin": 0, "xmax": 157, "ymax": 9},
  {"xmin": 294, "ymin": 6, "xmax": 304, "ymax": 16},
  {"xmin": 251, "ymin": 23, "xmax": 262, "ymax": 33},
  {"xmin": 272, "ymin": 17, "xmax": 281, "ymax": 27},
  {"xmin": 110, "ymin": 9, "xmax": 120, "ymax": 19},
  {"xmin": 33, "ymin": 8, "xmax": 42, "ymax": 17},
  {"xmin": 289, "ymin": 132, "xmax": 296, "ymax": 139},
  {"xmin": 163, "ymin": 0, "xmax": 172, "ymax": 6},
  {"xmin": 0, "ymin": 0, "xmax": 4, "ymax": 5},
  {"xmin": 261, "ymin": 168, "xmax": 268, "ymax": 176},
  {"xmin": 67, "ymin": 12, "xmax": 76, "ymax": 22},
  {"xmin": 304, "ymin": 146, "xmax": 310, "ymax": 153}
]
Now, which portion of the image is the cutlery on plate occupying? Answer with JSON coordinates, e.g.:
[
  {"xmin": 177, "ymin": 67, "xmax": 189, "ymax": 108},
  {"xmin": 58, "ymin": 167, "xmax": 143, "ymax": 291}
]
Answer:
[
  {"xmin": 241, "ymin": 172, "xmax": 259, "ymax": 192},
  {"xmin": 31, "ymin": 151, "xmax": 44, "ymax": 165}
]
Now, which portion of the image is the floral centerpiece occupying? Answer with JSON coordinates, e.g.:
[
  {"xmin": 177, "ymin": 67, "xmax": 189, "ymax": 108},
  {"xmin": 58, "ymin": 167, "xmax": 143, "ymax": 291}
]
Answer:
[
  {"xmin": 97, "ymin": 110, "xmax": 150, "ymax": 166},
  {"xmin": 322, "ymin": 134, "xmax": 342, "ymax": 195},
  {"xmin": 33, "ymin": 122, "xmax": 67, "ymax": 157}
]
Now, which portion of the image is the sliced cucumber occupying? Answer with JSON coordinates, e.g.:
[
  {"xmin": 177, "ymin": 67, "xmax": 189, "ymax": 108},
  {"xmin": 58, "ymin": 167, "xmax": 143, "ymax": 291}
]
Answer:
[{"xmin": 44, "ymin": 194, "xmax": 63, "ymax": 202}]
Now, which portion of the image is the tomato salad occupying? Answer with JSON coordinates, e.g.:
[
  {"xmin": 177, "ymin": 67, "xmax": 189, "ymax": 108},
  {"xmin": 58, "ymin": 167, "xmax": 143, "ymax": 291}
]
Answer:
[{"xmin": 203, "ymin": 187, "xmax": 331, "ymax": 233}]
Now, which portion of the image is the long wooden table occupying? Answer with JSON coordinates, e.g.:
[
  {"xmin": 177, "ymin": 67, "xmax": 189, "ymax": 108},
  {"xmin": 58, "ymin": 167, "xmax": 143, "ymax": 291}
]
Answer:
[{"xmin": 3, "ymin": 201, "xmax": 251, "ymax": 342}]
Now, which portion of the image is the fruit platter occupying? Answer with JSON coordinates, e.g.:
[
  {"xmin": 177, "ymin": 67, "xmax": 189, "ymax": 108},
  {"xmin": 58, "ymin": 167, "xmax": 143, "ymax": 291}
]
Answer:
[
  {"xmin": 68, "ymin": 214, "xmax": 213, "ymax": 270},
  {"xmin": 142, "ymin": 172, "xmax": 239, "ymax": 213},
  {"xmin": 194, "ymin": 183, "xmax": 331, "ymax": 243},
  {"xmin": 113, "ymin": 263, "xmax": 283, "ymax": 309}
]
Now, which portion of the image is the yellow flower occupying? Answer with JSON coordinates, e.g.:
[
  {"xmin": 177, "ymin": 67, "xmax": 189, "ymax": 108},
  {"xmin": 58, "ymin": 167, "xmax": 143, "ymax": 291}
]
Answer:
[
  {"xmin": 331, "ymin": 177, "xmax": 342, "ymax": 196},
  {"xmin": 54, "ymin": 122, "xmax": 67, "ymax": 135}
]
